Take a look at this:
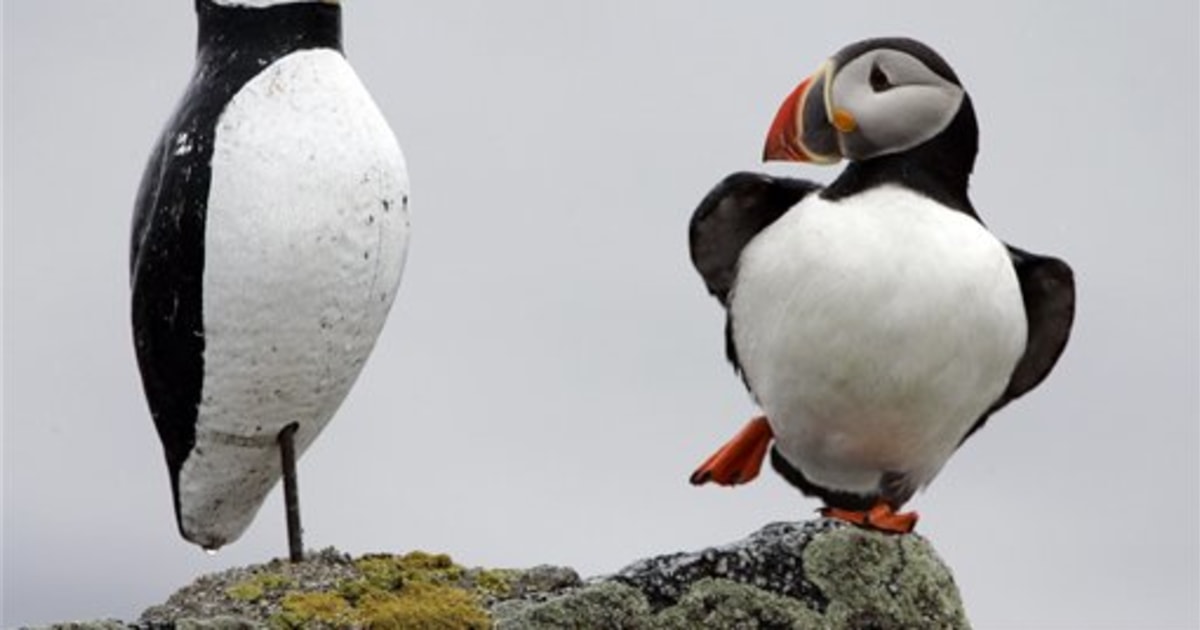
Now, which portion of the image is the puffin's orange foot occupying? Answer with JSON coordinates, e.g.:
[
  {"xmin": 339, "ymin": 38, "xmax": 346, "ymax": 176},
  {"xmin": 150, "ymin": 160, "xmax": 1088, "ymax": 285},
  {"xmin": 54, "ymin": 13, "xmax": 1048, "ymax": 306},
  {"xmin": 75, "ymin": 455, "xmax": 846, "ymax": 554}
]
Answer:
[
  {"xmin": 821, "ymin": 502, "xmax": 919, "ymax": 534},
  {"xmin": 690, "ymin": 416, "xmax": 773, "ymax": 486}
]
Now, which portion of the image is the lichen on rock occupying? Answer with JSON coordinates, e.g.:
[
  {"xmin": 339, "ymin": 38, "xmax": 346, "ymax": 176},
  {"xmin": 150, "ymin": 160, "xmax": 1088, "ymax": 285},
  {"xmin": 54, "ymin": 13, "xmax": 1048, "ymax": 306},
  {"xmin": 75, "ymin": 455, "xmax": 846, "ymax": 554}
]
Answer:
[
  {"xmin": 804, "ymin": 525, "xmax": 969, "ymax": 628},
  {"xmin": 491, "ymin": 581, "xmax": 651, "ymax": 629},
  {"xmin": 494, "ymin": 520, "xmax": 971, "ymax": 629},
  {"xmin": 653, "ymin": 578, "xmax": 822, "ymax": 628}
]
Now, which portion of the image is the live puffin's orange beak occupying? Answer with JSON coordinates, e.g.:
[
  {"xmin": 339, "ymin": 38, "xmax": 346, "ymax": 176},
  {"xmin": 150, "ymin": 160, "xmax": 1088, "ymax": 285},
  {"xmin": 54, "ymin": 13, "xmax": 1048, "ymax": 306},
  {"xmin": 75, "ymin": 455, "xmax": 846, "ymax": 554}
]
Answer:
[
  {"xmin": 763, "ymin": 61, "xmax": 842, "ymax": 164},
  {"xmin": 762, "ymin": 76, "xmax": 813, "ymax": 162}
]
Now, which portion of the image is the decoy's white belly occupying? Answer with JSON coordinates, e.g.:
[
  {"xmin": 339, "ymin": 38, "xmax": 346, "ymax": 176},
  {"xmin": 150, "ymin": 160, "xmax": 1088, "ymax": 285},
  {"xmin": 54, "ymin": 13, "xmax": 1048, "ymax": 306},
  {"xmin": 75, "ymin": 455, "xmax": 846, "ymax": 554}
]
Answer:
[
  {"xmin": 730, "ymin": 186, "xmax": 1025, "ymax": 496},
  {"xmin": 179, "ymin": 49, "xmax": 410, "ymax": 547}
]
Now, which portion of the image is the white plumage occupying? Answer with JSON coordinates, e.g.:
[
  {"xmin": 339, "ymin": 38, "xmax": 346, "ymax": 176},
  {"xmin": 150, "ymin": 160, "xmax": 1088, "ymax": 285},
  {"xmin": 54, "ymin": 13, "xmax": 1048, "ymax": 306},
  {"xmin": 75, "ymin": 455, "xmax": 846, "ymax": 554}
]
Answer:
[
  {"xmin": 730, "ymin": 185, "xmax": 1025, "ymax": 495},
  {"xmin": 180, "ymin": 49, "xmax": 409, "ymax": 547}
]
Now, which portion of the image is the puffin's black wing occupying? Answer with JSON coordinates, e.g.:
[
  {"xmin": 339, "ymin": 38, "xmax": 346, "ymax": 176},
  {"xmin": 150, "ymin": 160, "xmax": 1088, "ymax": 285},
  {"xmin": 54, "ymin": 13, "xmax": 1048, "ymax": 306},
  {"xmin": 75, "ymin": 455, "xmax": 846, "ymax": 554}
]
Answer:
[
  {"xmin": 689, "ymin": 172, "xmax": 819, "ymax": 376},
  {"xmin": 689, "ymin": 172, "xmax": 819, "ymax": 305},
  {"xmin": 963, "ymin": 246, "xmax": 1076, "ymax": 441}
]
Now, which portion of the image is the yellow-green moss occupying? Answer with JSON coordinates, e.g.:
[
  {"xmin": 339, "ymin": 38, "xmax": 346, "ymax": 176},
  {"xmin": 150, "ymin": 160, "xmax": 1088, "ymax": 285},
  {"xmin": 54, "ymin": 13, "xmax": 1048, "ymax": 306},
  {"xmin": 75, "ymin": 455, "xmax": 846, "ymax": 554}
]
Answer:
[
  {"xmin": 473, "ymin": 568, "xmax": 517, "ymax": 598},
  {"xmin": 225, "ymin": 572, "xmax": 295, "ymax": 602},
  {"xmin": 244, "ymin": 551, "xmax": 493, "ymax": 629},
  {"xmin": 351, "ymin": 553, "xmax": 489, "ymax": 628},
  {"xmin": 394, "ymin": 551, "xmax": 455, "ymax": 572},
  {"xmin": 271, "ymin": 591, "xmax": 354, "ymax": 628},
  {"xmin": 207, "ymin": 551, "xmax": 499, "ymax": 629},
  {"xmin": 355, "ymin": 555, "xmax": 407, "ymax": 591},
  {"xmin": 337, "ymin": 577, "xmax": 372, "ymax": 606},
  {"xmin": 354, "ymin": 551, "xmax": 464, "ymax": 592},
  {"xmin": 395, "ymin": 551, "xmax": 465, "ymax": 584},
  {"xmin": 225, "ymin": 581, "xmax": 264, "ymax": 603},
  {"xmin": 358, "ymin": 581, "xmax": 490, "ymax": 629}
]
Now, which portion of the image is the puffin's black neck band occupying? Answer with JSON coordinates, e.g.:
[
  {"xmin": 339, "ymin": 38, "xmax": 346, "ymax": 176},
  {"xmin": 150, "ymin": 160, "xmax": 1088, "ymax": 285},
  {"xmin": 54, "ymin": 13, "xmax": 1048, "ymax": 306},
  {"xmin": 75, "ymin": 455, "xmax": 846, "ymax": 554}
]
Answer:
[{"xmin": 823, "ymin": 95, "xmax": 980, "ymax": 220}]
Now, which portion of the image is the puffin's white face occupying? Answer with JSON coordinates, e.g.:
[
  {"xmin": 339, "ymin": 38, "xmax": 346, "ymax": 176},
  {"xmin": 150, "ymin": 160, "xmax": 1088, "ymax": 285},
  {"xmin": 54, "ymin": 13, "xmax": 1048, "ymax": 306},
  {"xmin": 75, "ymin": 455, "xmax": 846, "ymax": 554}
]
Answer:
[
  {"xmin": 209, "ymin": 0, "xmax": 338, "ymax": 7},
  {"xmin": 828, "ymin": 49, "xmax": 964, "ymax": 160},
  {"xmin": 764, "ymin": 39, "xmax": 966, "ymax": 164}
]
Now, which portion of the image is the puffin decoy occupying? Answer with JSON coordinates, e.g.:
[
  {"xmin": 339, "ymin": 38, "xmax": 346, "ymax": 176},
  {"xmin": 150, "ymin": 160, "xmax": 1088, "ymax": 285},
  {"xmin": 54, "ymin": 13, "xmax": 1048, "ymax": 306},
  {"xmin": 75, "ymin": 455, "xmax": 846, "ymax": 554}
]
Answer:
[
  {"xmin": 130, "ymin": 0, "xmax": 410, "ymax": 551},
  {"xmin": 688, "ymin": 37, "xmax": 1074, "ymax": 533}
]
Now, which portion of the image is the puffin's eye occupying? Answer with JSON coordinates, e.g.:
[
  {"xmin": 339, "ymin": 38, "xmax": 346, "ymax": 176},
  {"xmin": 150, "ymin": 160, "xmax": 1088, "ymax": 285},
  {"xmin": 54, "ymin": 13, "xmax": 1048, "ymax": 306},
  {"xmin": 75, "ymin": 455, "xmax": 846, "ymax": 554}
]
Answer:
[{"xmin": 869, "ymin": 63, "xmax": 893, "ymax": 93}]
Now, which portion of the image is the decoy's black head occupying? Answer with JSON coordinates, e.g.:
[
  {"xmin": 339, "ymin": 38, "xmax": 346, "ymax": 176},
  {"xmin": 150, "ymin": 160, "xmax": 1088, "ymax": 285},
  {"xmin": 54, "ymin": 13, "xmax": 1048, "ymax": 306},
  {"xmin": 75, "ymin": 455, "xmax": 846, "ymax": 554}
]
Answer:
[
  {"xmin": 764, "ymin": 38, "xmax": 974, "ymax": 167},
  {"xmin": 200, "ymin": 0, "xmax": 339, "ymax": 9}
]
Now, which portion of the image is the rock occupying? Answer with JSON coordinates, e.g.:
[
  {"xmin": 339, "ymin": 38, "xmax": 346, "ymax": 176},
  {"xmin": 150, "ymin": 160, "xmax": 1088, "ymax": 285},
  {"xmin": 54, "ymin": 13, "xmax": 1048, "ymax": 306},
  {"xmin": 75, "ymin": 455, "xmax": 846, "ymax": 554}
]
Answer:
[
  {"xmin": 505, "ymin": 564, "xmax": 583, "ymax": 598},
  {"xmin": 492, "ymin": 581, "xmax": 652, "ymax": 628},
  {"xmin": 494, "ymin": 519, "xmax": 971, "ymax": 629},
  {"xmin": 138, "ymin": 547, "xmax": 360, "ymax": 626},
  {"xmin": 40, "ymin": 622, "xmax": 132, "ymax": 630},
  {"xmin": 33, "ymin": 520, "xmax": 969, "ymax": 629}
]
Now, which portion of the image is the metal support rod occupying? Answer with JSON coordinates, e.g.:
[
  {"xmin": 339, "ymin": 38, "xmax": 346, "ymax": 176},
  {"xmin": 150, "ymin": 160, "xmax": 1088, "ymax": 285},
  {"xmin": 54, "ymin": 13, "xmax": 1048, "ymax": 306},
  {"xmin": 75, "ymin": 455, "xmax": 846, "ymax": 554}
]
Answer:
[{"xmin": 278, "ymin": 422, "xmax": 303, "ymax": 563}]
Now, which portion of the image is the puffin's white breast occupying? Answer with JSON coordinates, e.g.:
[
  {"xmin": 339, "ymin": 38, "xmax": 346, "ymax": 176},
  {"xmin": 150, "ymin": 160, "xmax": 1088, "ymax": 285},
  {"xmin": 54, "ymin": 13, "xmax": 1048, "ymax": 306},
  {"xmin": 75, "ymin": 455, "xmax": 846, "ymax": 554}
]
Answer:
[
  {"xmin": 179, "ymin": 48, "xmax": 410, "ymax": 547},
  {"xmin": 730, "ymin": 185, "xmax": 1024, "ymax": 495}
]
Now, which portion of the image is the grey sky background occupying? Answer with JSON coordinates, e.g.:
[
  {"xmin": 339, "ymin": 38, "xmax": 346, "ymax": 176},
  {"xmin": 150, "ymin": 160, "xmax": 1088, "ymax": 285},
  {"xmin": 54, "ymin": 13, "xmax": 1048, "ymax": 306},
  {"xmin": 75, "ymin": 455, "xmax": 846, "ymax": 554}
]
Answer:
[{"xmin": 2, "ymin": 1, "xmax": 1197, "ymax": 627}]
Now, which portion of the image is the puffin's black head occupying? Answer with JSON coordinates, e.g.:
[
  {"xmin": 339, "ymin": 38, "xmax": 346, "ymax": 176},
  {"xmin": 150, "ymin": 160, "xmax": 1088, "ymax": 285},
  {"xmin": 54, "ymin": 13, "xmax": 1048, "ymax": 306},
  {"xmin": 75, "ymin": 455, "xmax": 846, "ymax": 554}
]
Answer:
[{"xmin": 763, "ymin": 38, "xmax": 974, "ymax": 166}]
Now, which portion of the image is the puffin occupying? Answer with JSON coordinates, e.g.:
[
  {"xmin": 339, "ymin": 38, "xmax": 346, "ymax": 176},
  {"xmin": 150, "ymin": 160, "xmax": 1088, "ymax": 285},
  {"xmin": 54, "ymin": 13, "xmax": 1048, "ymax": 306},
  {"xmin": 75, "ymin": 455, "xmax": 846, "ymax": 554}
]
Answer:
[
  {"xmin": 688, "ymin": 37, "xmax": 1075, "ymax": 533},
  {"xmin": 130, "ymin": 0, "xmax": 410, "ymax": 550}
]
